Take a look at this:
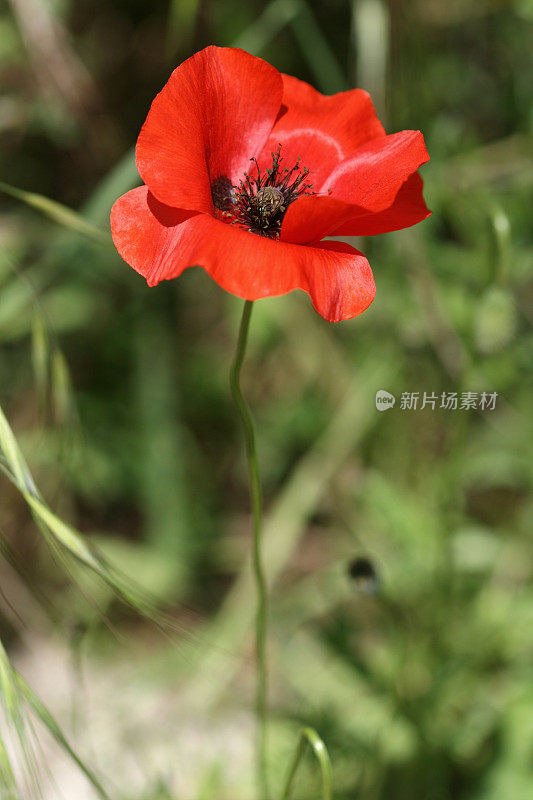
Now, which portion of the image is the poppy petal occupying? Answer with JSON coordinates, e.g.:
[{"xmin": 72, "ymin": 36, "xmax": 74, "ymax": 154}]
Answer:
[
  {"xmin": 257, "ymin": 74, "xmax": 385, "ymax": 188},
  {"xmin": 330, "ymin": 173, "xmax": 431, "ymax": 236},
  {"xmin": 281, "ymin": 195, "xmax": 362, "ymax": 244},
  {"xmin": 323, "ymin": 130, "xmax": 429, "ymax": 212},
  {"xmin": 136, "ymin": 46, "xmax": 283, "ymax": 213},
  {"xmin": 110, "ymin": 187, "xmax": 376, "ymax": 322},
  {"xmin": 281, "ymin": 172, "xmax": 431, "ymax": 244}
]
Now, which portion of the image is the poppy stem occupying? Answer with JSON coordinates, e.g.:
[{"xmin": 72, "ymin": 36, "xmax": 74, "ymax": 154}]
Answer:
[{"xmin": 230, "ymin": 299, "xmax": 270, "ymax": 800}]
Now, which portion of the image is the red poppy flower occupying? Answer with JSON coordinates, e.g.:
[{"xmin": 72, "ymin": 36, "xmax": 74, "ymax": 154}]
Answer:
[{"xmin": 111, "ymin": 46, "xmax": 430, "ymax": 322}]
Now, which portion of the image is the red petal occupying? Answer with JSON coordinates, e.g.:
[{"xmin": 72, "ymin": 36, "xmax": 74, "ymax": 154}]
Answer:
[
  {"xmin": 281, "ymin": 195, "xmax": 360, "ymax": 244},
  {"xmin": 136, "ymin": 46, "xmax": 283, "ymax": 213},
  {"xmin": 323, "ymin": 130, "xmax": 429, "ymax": 212},
  {"xmin": 282, "ymin": 172, "xmax": 431, "ymax": 244},
  {"xmin": 110, "ymin": 187, "xmax": 376, "ymax": 323},
  {"xmin": 331, "ymin": 173, "xmax": 431, "ymax": 236},
  {"xmin": 257, "ymin": 74, "xmax": 385, "ymax": 188},
  {"xmin": 280, "ymin": 131, "xmax": 429, "ymax": 243}
]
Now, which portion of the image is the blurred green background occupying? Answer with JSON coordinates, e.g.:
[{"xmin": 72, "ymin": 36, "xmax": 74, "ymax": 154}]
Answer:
[{"xmin": 0, "ymin": 0, "xmax": 532, "ymax": 799}]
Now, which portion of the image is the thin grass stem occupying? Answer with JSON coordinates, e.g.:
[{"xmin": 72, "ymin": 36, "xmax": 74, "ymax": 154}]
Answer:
[
  {"xmin": 229, "ymin": 300, "xmax": 269, "ymax": 799},
  {"xmin": 280, "ymin": 727, "xmax": 332, "ymax": 800}
]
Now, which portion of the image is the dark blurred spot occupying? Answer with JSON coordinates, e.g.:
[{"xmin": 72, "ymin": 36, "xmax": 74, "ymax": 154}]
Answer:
[
  {"xmin": 466, "ymin": 485, "xmax": 527, "ymax": 526},
  {"xmin": 211, "ymin": 175, "xmax": 234, "ymax": 212},
  {"xmin": 347, "ymin": 556, "xmax": 379, "ymax": 595},
  {"xmin": 68, "ymin": 619, "xmax": 89, "ymax": 645},
  {"xmin": 308, "ymin": 509, "xmax": 334, "ymax": 527}
]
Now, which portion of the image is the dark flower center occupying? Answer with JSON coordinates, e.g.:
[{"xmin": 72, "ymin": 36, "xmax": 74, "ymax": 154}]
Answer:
[{"xmin": 211, "ymin": 145, "xmax": 314, "ymax": 239}]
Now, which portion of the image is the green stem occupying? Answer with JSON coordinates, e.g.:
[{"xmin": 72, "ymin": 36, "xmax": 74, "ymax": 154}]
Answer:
[
  {"xmin": 280, "ymin": 727, "xmax": 332, "ymax": 800},
  {"xmin": 230, "ymin": 300, "xmax": 269, "ymax": 800}
]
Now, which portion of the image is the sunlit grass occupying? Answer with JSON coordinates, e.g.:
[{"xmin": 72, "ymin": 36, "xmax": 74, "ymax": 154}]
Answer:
[{"xmin": 0, "ymin": 0, "xmax": 531, "ymax": 798}]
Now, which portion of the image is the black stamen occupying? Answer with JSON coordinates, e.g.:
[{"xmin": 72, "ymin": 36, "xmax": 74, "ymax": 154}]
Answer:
[{"xmin": 230, "ymin": 144, "xmax": 314, "ymax": 239}]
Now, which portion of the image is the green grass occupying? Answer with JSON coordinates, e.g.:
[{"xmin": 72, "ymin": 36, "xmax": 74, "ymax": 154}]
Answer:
[{"xmin": 0, "ymin": 0, "xmax": 531, "ymax": 798}]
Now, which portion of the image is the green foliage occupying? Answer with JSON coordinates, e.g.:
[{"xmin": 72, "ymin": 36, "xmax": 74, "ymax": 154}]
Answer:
[
  {"xmin": 0, "ymin": 0, "xmax": 531, "ymax": 799},
  {"xmin": 280, "ymin": 727, "xmax": 332, "ymax": 800},
  {"xmin": 0, "ymin": 636, "xmax": 110, "ymax": 799}
]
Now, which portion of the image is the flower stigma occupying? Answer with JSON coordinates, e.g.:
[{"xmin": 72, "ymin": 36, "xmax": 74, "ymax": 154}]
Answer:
[{"xmin": 211, "ymin": 145, "xmax": 314, "ymax": 239}]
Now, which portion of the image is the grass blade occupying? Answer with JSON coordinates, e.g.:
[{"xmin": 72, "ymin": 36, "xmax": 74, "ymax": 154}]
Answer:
[
  {"xmin": 166, "ymin": 0, "xmax": 202, "ymax": 55},
  {"xmin": 291, "ymin": 1, "xmax": 348, "ymax": 92},
  {"xmin": 0, "ymin": 638, "xmax": 40, "ymax": 799},
  {"xmin": 233, "ymin": 0, "xmax": 301, "ymax": 54},
  {"xmin": 0, "ymin": 734, "xmax": 20, "ymax": 800},
  {"xmin": 0, "ymin": 181, "xmax": 110, "ymax": 244},
  {"xmin": 15, "ymin": 674, "xmax": 112, "ymax": 800},
  {"xmin": 280, "ymin": 727, "xmax": 332, "ymax": 800},
  {"xmin": 0, "ymin": 401, "xmax": 181, "ymax": 628}
]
